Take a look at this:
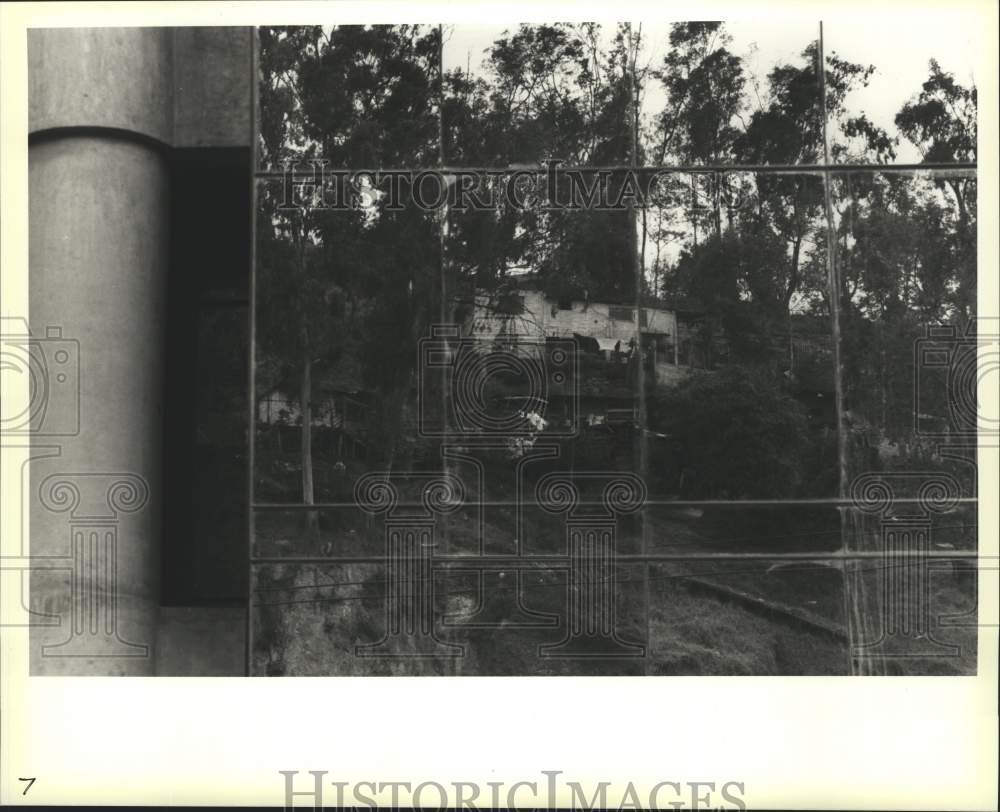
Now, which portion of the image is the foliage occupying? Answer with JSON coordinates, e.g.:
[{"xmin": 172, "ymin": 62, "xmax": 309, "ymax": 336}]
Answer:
[
  {"xmin": 651, "ymin": 22, "xmax": 745, "ymax": 164},
  {"xmin": 257, "ymin": 23, "xmax": 979, "ymax": 501},
  {"xmin": 896, "ymin": 59, "xmax": 977, "ymax": 164},
  {"xmin": 257, "ymin": 25, "xmax": 443, "ymax": 503},
  {"xmin": 648, "ymin": 366, "xmax": 810, "ymax": 499},
  {"xmin": 444, "ymin": 23, "xmax": 640, "ymax": 302},
  {"xmin": 260, "ymin": 25, "xmax": 440, "ymax": 167}
]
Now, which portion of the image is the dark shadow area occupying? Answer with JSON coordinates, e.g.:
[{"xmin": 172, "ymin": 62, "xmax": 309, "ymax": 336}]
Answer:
[{"xmin": 163, "ymin": 147, "xmax": 250, "ymax": 606}]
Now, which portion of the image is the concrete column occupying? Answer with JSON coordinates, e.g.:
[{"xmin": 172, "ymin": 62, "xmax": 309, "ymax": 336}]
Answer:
[{"xmin": 29, "ymin": 29, "xmax": 173, "ymax": 675}]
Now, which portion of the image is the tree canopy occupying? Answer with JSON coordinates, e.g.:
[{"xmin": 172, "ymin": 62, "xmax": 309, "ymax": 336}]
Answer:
[{"xmin": 255, "ymin": 23, "xmax": 978, "ymax": 503}]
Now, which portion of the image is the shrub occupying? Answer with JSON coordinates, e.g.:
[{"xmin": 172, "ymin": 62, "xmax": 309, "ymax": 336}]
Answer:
[{"xmin": 649, "ymin": 366, "xmax": 810, "ymax": 499}]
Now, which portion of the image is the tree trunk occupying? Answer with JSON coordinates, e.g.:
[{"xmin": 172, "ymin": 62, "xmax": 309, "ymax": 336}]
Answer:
[
  {"xmin": 947, "ymin": 178, "xmax": 968, "ymax": 226},
  {"xmin": 784, "ymin": 232, "xmax": 802, "ymax": 314},
  {"xmin": 301, "ymin": 343, "xmax": 319, "ymax": 537},
  {"xmin": 691, "ymin": 175, "xmax": 699, "ymax": 248},
  {"xmin": 713, "ymin": 176, "xmax": 722, "ymax": 237}
]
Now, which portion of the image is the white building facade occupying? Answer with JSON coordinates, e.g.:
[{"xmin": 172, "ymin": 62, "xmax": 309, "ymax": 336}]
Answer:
[{"xmin": 467, "ymin": 286, "xmax": 678, "ymax": 354}]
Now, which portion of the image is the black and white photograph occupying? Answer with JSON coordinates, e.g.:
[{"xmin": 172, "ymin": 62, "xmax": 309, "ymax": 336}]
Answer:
[{"xmin": 0, "ymin": 1, "xmax": 996, "ymax": 809}]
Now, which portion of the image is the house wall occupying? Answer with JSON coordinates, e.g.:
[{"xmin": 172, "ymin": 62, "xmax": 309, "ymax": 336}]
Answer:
[{"xmin": 469, "ymin": 288, "xmax": 678, "ymax": 345}]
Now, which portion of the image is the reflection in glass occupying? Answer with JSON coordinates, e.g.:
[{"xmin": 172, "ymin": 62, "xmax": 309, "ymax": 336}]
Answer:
[
  {"xmin": 832, "ymin": 168, "xmax": 979, "ymax": 676},
  {"xmin": 253, "ymin": 179, "xmax": 442, "ymax": 506},
  {"xmin": 842, "ymin": 504, "xmax": 977, "ymax": 676},
  {"xmin": 258, "ymin": 25, "xmax": 441, "ymax": 170},
  {"xmin": 641, "ymin": 171, "xmax": 837, "ymax": 499},
  {"xmin": 648, "ymin": 561, "xmax": 848, "ymax": 674},
  {"xmin": 637, "ymin": 21, "xmax": 823, "ymax": 166},
  {"xmin": 833, "ymin": 171, "xmax": 978, "ymax": 495},
  {"xmin": 442, "ymin": 171, "xmax": 641, "ymax": 455},
  {"xmin": 250, "ymin": 21, "xmax": 981, "ymax": 677},
  {"xmin": 823, "ymin": 18, "xmax": 978, "ymax": 163},
  {"xmin": 643, "ymin": 504, "xmax": 843, "ymax": 555},
  {"xmin": 443, "ymin": 23, "xmax": 637, "ymax": 166},
  {"xmin": 251, "ymin": 561, "xmax": 648, "ymax": 676}
]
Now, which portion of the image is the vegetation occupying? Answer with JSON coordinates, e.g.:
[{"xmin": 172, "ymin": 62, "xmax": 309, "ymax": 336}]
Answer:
[
  {"xmin": 648, "ymin": 366, "xmax": 810, "ymax": 499},
  {"xmin": 257, "ymin": 22, "xmax": 976, "ymax": 504},
  {"xmin": 252, "ymin": 23, "xmax": 978, "ymax": 674}
]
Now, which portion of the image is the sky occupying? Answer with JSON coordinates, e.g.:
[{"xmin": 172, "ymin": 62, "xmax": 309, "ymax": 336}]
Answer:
[
  {"xmin": 443, "ymin": 16, "xmax": 979, "ymax": 164},
  {"xmin": 822, "ymin": 15, "xmax": 978, "ymax": 161}
]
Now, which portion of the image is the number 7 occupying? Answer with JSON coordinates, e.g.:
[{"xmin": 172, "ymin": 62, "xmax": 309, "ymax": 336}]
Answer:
[{"xmin": 18, "ymin": 777, "xmax": 36, "ymax": 795}]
